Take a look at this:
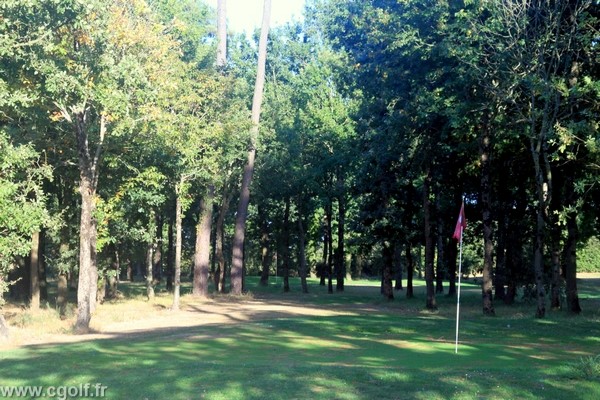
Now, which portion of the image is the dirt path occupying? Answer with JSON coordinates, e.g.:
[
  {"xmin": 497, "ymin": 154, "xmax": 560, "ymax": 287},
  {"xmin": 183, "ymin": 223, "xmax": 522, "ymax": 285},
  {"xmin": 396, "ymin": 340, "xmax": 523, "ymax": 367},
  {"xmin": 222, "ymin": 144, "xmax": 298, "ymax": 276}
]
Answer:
[{"xmin": 0, "ymin": 297, "xmax": 359, "ymax": 349}]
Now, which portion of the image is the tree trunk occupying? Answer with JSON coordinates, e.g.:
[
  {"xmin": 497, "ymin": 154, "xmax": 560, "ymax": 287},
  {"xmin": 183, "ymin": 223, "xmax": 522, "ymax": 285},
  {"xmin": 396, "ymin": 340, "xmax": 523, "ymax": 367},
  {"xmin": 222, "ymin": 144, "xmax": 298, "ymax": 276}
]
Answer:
[
  {"xmin": 297, "ymin": 209, "xmax": 309, "ymax": 294},
  {"xmin": 75, "ymin": 173, "xmax": 96, "ymax": 331},
  {"xmin": 423, "ymin": 167, "xmax": 436, "ymax": 310},
  {"xmin": 215, "ymin": 188, "xmax": 232, "ymax": 293},
  {"xmin": 230, "ymin": 0, "xmax": 271, "ymax": 295},
  {"xmin": 259, "ymin": 206, "xmax": 270, "ymax": 286},
  {"xmin": 73, "ymin": 111, "xmax": 105, "ymax": 333},
  {"xmin": 480, "ymin": 124, "xmax": 495, "ymax": 316},
  {"xmin": 394, "ymin": 244, "xmax": 403, "ymax": 291},
  {"xmin": 57, "ymin": 273, "xmax": 68, "ymax": 318},
  {"xmin": 153, "ymin": 215, "xmax": 163, "ymax": 281},
  {"xmin": 550, "ymin": 225, "xmax": 562, "ymax": 309},
  {"xmin": 146, "ymin": 243, "xmax": 155, "ymax": 300},
  {"xmin": 38, "ymin": 229, "xmax": 48, "ymax": 302},
  {"xmin": 29, "ymin": 231, "xmax": 40, "ymax": 310},
  {"xmin": 335, "ymin": 177, "xmax": 345, "ymax": 292},
  {"xmin": 282, "ymin": 198, "xmax": 291, "ymax": 293},
  {"xmin": 216, "ymin": 0, "xmax": 227, "ymax": 68},
  {"xmin": 381, "ymin": 244, "xmax": 394, "ymax": 300},
  {"xmin": 172, "ymin": 187, "xmax": 183, "ymax": 310},
  {"xmin": 0, "ymin": 313, "xmax": 8, "ymax": 341},
  {"xmin": 320, "ymin": 217, "xmax": 329, "ymax": 286},
  {"xmin": 166, "ymin": 216, "xmax": 174, "ymax": 292},
  {"xmin": 193, "ymin": 187, "xmax": 214, "ymax": 298},
  {"xmin": 107, "ymin": 249, "xmax": 119, "ymax": 299},
  {"xmin": 446, "ymin": 237, "xmax": 457, "ymax": 296},
  {"xmin": 406, "ymin": 242, "xmax": 414, "ymax": 298},
  {"xmin": 564, "ymin": 175, "xmax": 581, "ymax": 314},
  {"xmin": 326, "ymin": 200, "xmax": 334, "ymax": 294},
  {"xmin": 495, "ymin": 204, "xmax": 507, "ymax": 301},
  {"xmin": 531, "ymin": 145, "xmax": 548, "ymax": 318},
  {"xmin": 435, "ymin": 211, "xmax": 444, "ymax": 294}
]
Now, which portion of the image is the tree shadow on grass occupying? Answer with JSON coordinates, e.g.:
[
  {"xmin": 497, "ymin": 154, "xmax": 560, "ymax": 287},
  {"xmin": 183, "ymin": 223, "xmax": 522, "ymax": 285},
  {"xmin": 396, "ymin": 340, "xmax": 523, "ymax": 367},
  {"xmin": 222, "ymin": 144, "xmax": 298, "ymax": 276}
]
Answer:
[{"xmin": 0, "ymin": 310, "xmax": 597, "ymax": 400}]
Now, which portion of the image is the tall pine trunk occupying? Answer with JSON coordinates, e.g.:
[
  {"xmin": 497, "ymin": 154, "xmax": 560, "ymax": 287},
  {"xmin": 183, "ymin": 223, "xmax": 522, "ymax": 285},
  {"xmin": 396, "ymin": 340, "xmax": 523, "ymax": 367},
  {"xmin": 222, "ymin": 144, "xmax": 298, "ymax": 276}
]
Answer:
[
  {"xmin": 423, "ymin": 167, "xmax": 436, "ymax": 310},
  {"xmin": 259, "ymin": 206, "xmax": 270, "ymax": 286},
  {"xmin": 480, "ymin": 123, "xmax": 495, "ymax": 315},
  {"xmin": 231, "ymin": 0, "xmax": 271, "ymax": 295},
  {"xmin": 335, "ymin": 176, "xmax": 345, "ymax": 292},
  {"xmin": 281, "ymin": 198, "xmax": 291, "ymax": 293},
  {"xmin": 326, "ymin": 200, "xmax": 334, "ymax": 294},
  {"xmin": 172, "ymin": 184, "xmax": 183, "ymax": 310},
  {"xmin": 297, "ymin": 202, "xmax": 309, "ymax": 294},
  {"xmin": 406, "ymin": 242, "xmax": 414, "ymax": 299}
]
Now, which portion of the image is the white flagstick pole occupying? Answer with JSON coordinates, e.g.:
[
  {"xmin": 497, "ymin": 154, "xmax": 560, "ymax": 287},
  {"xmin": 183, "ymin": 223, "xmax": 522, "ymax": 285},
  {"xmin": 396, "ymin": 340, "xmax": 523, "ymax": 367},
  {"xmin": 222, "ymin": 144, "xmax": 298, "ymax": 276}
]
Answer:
[{"xmin": 455, "ymin": 224, "xmax": 464, "ymax": 354}]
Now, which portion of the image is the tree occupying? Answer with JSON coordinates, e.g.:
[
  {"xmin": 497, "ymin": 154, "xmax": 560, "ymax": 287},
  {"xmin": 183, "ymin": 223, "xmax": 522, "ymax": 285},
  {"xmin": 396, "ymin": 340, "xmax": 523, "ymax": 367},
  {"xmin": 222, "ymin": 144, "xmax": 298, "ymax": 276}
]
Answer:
[
  {"xmin": 231, "ymin": 0, "xmax": 272, "ymax": 295},
  {"xmin": 0, "ymin": 133, "xmax": 51, "ymax": 337}
]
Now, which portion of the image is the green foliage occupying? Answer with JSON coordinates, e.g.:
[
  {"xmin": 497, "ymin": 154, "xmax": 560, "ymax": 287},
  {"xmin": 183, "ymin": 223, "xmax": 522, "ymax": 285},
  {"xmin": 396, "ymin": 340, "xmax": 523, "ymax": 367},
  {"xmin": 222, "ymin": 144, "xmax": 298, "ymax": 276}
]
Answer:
[
  {"xmin": 570, "ymin": 355, "xmax": 600, "ymax": 380},
  {"xmin": 0, "ymin": 132, "xmax": 51, "ymax": 305},
  {"xmin": 579, "ymin": 236, "xmax": 600, "ymax": 273}
]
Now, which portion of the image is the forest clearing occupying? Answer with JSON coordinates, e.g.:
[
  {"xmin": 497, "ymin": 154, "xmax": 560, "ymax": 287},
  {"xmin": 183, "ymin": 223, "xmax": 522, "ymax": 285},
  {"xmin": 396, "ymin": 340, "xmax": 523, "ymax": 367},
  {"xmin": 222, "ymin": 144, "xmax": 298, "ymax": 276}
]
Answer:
[
  {"xmin": 1, "ymin": 275, "xmax": 599, "ymax": 399},
  {"xmin": 1, "ymin": 0, "xmax": 599, "ymax": 398}
]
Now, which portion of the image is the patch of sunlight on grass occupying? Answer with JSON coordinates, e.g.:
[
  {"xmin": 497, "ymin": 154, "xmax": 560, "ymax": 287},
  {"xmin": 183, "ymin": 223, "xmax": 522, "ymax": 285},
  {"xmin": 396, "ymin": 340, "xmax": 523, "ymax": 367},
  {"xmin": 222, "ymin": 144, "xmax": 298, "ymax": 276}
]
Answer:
[
  {"xmin": 281, "ymin": 336, "xmax": 358, "ymax": 350},
  {"xmin": 205, "ymin": 382, "xmax": 244, "ymax": 400},
  {"xmin": 370, "ymin": 370, "xmax": 410, "ymax": 383},
  {"xmin": 310, "ymin": 376, "xmax": 360, "ymax": 400}
]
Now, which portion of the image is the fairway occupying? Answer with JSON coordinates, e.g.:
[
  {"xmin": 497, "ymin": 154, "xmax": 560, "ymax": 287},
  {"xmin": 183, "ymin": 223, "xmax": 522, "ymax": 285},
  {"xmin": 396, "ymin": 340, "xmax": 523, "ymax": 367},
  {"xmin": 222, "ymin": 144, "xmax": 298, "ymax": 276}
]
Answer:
[{"xmin": 1, "ymin": 277, "xmax": 599, "ymax": 400}]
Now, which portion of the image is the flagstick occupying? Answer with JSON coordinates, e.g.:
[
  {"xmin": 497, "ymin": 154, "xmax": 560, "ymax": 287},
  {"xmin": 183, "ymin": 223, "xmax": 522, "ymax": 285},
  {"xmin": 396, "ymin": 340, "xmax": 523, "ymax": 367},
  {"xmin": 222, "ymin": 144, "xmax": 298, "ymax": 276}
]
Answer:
[{"xmin": 455, "ymin": 225, "xmax": 464, "ymax": 354}]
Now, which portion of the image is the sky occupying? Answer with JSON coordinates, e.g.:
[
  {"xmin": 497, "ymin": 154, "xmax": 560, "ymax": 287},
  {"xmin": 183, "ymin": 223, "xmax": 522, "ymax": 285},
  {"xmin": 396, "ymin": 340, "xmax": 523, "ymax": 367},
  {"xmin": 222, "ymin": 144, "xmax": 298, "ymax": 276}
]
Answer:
[{"xmin": 205, "ymin": 0, "xmax": 306, "ymax": 35}]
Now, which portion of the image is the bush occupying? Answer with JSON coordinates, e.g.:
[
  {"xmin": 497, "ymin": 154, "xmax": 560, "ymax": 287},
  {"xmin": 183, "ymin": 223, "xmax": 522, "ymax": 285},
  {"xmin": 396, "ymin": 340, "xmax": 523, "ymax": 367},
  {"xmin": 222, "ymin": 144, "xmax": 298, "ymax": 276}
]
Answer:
[
  {"xmin": 579, "ymin": 236, "xmax": 600, "ymax": 273},
  {"xmin": 570, "ymin": 355, "xmax": 600, "ymax": 380}
]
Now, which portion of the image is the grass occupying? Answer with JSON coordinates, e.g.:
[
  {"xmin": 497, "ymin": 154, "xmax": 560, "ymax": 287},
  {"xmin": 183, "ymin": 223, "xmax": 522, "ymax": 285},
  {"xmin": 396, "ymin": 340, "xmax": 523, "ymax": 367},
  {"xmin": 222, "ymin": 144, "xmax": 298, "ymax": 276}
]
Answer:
[{"xmin": 0, "ymin": 276, "xmax": 599, "ymax": 400}]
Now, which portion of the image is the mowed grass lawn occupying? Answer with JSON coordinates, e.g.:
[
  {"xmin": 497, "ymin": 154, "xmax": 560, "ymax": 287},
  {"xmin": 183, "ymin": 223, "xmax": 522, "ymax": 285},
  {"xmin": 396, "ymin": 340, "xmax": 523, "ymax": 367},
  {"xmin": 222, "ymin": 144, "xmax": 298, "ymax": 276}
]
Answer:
[{"xmin": 1, "ymin": 276, "xmax": 599, "ymax": 400}]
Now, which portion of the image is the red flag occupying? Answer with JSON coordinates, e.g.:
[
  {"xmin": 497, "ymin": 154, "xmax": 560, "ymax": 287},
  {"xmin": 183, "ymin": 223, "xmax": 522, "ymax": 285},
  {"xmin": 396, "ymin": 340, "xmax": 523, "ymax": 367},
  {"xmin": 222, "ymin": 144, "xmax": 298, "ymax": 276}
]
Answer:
[{"xmin": 452, "ymin": 202, "xmax": 466, "ymax": 241}]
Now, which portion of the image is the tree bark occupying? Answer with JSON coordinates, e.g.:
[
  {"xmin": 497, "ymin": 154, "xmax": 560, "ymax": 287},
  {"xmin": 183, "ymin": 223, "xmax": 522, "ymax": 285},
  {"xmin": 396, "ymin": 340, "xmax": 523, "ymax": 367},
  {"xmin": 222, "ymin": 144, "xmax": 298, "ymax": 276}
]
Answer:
[
  {"xmin": 146, "ymin": 242, "xmax": 155, "ymax": 300},
  {"xmin": 446, "ymin": 238, "xmax": 457, "ymax": 296},
  {"xmin": 166, "ymin": 216, "xmax": 174, "ymax": 292},
  {"xmin": 172, "ymin": 187, "xmax": 183, "ymax": 310},
  {"xmin": 564, "ymin": 175, "xmax": 581, "ymax": 314},
  {"xmin": 406, "ymin": 242, "xmax": 414, "ymax": 299},
  {"xmin": 193, "ymin": 187, "xmax": 214, "ymax": 298},
  {"xmin": 297, "ymin": 209, "xmax": 309, "ymax": 294},
  {"xmin": 29, "ymin": 231, "xmax": 40, "ymax": 310},
  {"xmin": 38, "ymin": 229, "xmax": 48, "ymax": 302},
  {"xmin": 215, "ymin": 187, "xmax": 232, "ymax": 293},
  {"xmin": 230, "ymin": 0, "xmax": 271, "ymax": 295},
  {"xmin": 153, "ymin": 215, "xmax": 163, "ymax": 281},
  {"xmin": 0, "ymin": 314, "xmax": 8, "ymax": 341},
  {"xmin": 335, "ymin": 176, "xmax": 345, "ymax": 292},
  {"xmin": 531, "ymin": 141, "xmax": 549, "ymax": 318},
  {"xmin": 282, "ymin": 198, "xmax": 291, "ymax": 292},
  {"xmin": 259, "ymin": 206, "xmax": 270, "ymax": 286},
  {"xmin": 73, "ymin": 111, "xmax": 105, "ymax": 333},
  {"xmin": 381, "ymin": 244, "xmax": 394, "ymax": 300},
  {"xmin": 75, "ymin": 172, "xmax": 96, "ymax": 331},
  {"xmin": 423, "ymin": 167, "xmax": 436, "ymax": 310},
  {"xmin": 394, "ymin": 244, "xmax": 403, "ymax": 291},
  {"xmin": 326, "ymin": 200, "xmax": 334, "ymax": 294},
  {"xmin": 480, "ymin": 123, "xmax": 495, "ymax": 316},
  {"xmin": 216, "ymin": 0, "xmax": 227, "ymax": 68}
]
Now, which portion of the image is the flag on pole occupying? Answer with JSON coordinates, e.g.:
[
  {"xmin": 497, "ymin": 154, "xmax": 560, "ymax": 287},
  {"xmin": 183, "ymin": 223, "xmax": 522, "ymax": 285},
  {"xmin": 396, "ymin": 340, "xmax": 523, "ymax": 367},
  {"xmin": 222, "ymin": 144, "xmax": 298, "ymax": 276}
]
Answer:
[
  {"xmin": 453, "ymin": 200, "xmax": 466, "ymax": 354},
  {"xmin": 452, "ymin": 202, "xmax": 466, "ymax": 241}
]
